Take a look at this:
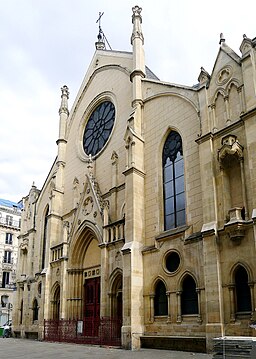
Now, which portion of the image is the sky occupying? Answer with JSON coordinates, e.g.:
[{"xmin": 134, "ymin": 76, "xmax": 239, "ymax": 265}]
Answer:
[{"xmin": 0, "ymin": 0, "xmax": 256, "ymax": 203}]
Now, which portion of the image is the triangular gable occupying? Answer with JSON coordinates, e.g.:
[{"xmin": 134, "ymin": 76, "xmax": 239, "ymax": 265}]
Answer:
[
  {"xmin": 66, "ymin": 50, "xmax": 133, "ymax": 136},
  {"xmin": 69, "ymin": 171, "xmax": 107, "ymax": 241},
  {"xmin": 206, "ymin": 42, "xmax": 242, "ymax": 97}
]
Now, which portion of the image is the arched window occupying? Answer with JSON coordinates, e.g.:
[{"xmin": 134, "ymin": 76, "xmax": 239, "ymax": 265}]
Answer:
[
  {"xmin": 42, "ymin": 206, "xmax": 49, "ymax": 270},
  {"xmin": 154, "ymin": 281, "xmax": 168, "ymax": 316},
  {"xmin": 32, "ymin": 299, "xmax": 39, "ymax": 322},
  {"xmin": 235, "ymin": 266, "xmax": 252, "ymax": 313},
  {"xmin": 163, "ymin": 131, "xmax": 185, "ymax": 230},
  {"xmin": 181, "ymin": 275, "xmax": 198, "ymax": 315}
]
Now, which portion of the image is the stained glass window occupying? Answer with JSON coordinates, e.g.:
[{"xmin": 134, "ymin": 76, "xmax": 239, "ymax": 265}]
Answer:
[
  {"xmin": 163, "ymin": 131, "xmax": 185, "ymax": 230},
  {"xmin": 83, "ymin": 101, "xmax": 115, "ymax": 156}
]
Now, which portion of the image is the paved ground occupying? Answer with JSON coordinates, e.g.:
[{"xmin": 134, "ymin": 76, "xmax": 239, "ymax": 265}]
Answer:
[{"xmin": 0, "ymin": 338, "xmax": 213, "ymax": 359}]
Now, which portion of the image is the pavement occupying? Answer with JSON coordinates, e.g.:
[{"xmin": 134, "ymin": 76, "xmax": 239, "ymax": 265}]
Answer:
[{"xmin": 0, "ymin": 338, "xmax": 214, "ymax": 359}]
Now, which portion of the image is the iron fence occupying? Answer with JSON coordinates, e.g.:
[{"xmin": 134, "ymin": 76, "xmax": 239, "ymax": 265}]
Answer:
[{"xmin": 44, "ymin": 317, "xmax": 122, "ymax": 347}]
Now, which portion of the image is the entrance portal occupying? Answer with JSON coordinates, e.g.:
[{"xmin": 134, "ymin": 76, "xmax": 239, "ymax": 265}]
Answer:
[{"xmin": 83, "ymin": 277, "xmax": 100, "ymax": 336}]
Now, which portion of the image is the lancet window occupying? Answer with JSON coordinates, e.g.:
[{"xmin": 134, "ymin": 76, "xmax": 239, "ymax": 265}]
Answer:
[{"xmin": 163, "ymin": 131, "xmax": 186, "ymax": 230}]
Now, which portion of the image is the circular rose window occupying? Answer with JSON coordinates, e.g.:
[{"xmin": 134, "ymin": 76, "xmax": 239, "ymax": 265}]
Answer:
[
  {"xmin": 165, "ymin": 251, "xmax": 181, "ymax": 273},
  {"xmin": 83, "ymin": 101, "xmax": 115, "ymax": 157}
]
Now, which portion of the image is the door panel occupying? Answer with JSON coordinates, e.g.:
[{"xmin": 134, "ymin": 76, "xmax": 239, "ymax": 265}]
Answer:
[{"xmin": 84, "ymin": 277, "xmax": 100, "ymax": 336}]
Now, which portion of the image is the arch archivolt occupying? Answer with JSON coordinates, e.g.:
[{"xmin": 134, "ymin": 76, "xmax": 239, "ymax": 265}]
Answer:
[
  {"xmin": 151, "ymin": 275, "xmax": 168, "ymax": 293},
  {"xmin": 159, "ymin": 127, "xmax": 183, "ymax": 155},
  {"xmin": 51, "ymin": 281, "xmax": 60, "ymax": 296},
  {"xmin": 178, "ymin": 270, "xmax": 198, "ymax": 290},
  {"xmin": 144, "ymin": 92, "xmax": 199, "ymax": 114},
  {"xmin": 226, "ymin": 79, "xmax": 241, "ymax": 93},
  {"xmin": 69, "ymin": 220, "xmax": 102, "ymax": 269},
  {"xmin": 229, "ymin": 262, "xmax": 253, "ymax": 283},
  {"xmin": 212, "ymin": 88, "xmax": 226, "ymax": 104},
  {"xmin": 109, "ymin": 268, "xmax": 123, "ymax": 291},
  {"xmin": 108, "ymin": 268, "xmax": 123, "ymax": 319},
  {"xmin": 50, "ymin": 281, "xmax": 60, "ymax": 320}
]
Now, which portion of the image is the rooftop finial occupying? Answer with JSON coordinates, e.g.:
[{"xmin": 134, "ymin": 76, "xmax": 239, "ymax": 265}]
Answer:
[
  {"xmin": 219, "ymin": 33, "xmax": 225, "ymax": 45},
  {"xmin": 59, "ymin": 85, "xmax": 69, "ymax": 115},
  {"xmin": 131, "ymin": 5, "xmax": 144, "ymax": 45},
  {"xmin": 95, "ymin": 12, "xmax": 112, "ymax": 50}
]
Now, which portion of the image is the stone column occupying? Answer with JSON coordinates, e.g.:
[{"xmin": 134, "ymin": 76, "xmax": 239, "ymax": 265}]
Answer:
[
  {"xmin": 166, "ymin": 291, "xmax": 171, "ymax": 322},
  {"xmin": 176, "ymin": 291, "xmax": 182, "ymax": 323},
  {"xmin": 196, "ymin": 288, "xmax": 202, "ymax": 323},
  {"xmin": 228, "ymin": 285, "xmax": 235, "ymax": 323},
  {"xmin": 149, "ymin": 294, "xmax": 154, "ymax": 323},
  {"xmin": 224, "ymin": 95, "xmax": 230, "ymax": 125},
  {"xmin": 100, "ymin": 244, "xmax": 109, "ymax": 317}
]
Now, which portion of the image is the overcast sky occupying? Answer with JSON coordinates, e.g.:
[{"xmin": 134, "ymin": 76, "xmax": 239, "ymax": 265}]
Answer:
[{"xmin": 1, "ymin": 0, "xmax": 255, "ymax": 203}]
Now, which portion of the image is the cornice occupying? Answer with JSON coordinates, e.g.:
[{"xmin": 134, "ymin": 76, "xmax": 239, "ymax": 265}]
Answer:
[
  {"xmin": 196, "ymin": 119, "xmax": 244, "ymax": 144},
  {"xmin": 122, "ymin": 166, "xmax": 145, "ymax": 178}
]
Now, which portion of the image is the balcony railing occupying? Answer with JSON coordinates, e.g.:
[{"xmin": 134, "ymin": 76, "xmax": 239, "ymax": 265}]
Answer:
[
  {"xmin": 0, "ymin": 217, "xmax": 20, "ymax": 228},
  {"xmin": 103, "ymin": 218, "xmax": 125, "ymax": 243},
  {"xmin": 2, "ymin": 258, "xmax": 13, "ymax": 264}
]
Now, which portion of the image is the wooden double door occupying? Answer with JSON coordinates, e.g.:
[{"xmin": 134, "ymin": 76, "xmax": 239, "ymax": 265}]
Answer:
[{"xmin": 84, "ymin": 277, "xmax": 100, "ymax": 320}]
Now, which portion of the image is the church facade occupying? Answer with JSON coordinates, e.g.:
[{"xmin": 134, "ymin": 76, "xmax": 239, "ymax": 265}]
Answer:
[{"xmin": 13, "ymin": 6, "xmax": 256, "ymax": 352}]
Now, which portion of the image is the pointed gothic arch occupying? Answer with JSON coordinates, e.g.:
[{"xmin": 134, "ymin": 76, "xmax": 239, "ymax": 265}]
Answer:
[
  {"xmin": 67, "ymin": 222, "xmax": 101, "ymax": 320},
  {"xmin": 162, "ymin": 130, "xmax": 186, "ymax": 230},
  {"xmin": 32, "ymin": 298, "xmax": 39, "ymax": 322},
  {"xmin": 69, "ymin": 221, "xmax": 102, "ymax": 269},
  {"xmin": 51, "ymin": 282, "xmax": 61, "ymax": 320},
  {"xmin": 179, "ymin": 273, "xmax": 199, "ymax": 315},
  {"xmin": 154, "ymin": 279, "xmax": 168, "ymax": 316},
  {"xmin": 109, "ymin": 269, "xmax": 123, "ymax": 320},
  {"xmin": 232, "ymin": 264, "xmax": 252, "ymax": 314}
]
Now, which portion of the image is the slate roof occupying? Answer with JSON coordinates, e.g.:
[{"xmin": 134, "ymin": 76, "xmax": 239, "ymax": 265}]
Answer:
[{"xmin": 0, "ymin": 198, "xmax": 22, "ymax": 209}]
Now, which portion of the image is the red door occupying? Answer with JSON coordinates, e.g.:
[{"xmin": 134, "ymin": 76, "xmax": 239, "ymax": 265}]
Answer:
[{"xmin": 84, "ymin": 277, "xmax": 100, "ymax": 336}]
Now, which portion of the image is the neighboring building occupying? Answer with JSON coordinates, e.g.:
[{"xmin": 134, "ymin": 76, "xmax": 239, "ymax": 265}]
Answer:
[
  {"xmin": 0, "ymin": 199, "xmax": 21, "ymax": 326},
  {"xmin": 13, "ymin": 6, "xmax": 256, "ymax": 352}
]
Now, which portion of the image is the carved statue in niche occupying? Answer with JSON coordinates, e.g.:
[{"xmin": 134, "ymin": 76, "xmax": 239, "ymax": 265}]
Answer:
[
  {"xmin": 82, "ymin": 196, "xmax": 94, "ymax": 216},
  {"xmin": 218, "ymin": 134, "xmax": 248, "ymax": 224}
]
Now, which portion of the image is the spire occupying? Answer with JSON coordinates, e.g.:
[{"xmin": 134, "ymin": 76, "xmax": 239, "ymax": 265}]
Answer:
[
  {"xmin": 130, "ymin": 5, "xmax": 145, "ymax": 104},
  {"xmin": 57, "ymin": 85, "xmax": 69, "ymax": 164},
  {"xmin": 59, "ymin": 85, "xmax": 69, "ymax": 116},
  {"xmin": 95, "ymin": 12, "xmax": 105, "ymax": 50},
  {"xmin": 95, "ymin": 12, "xmax": 112, "ymax": 50},
  {"xmin": 131, "ymin": 5, "xmax": 144, "ymax": 45}
]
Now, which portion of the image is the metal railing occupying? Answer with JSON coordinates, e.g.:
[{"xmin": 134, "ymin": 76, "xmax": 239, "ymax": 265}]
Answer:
[{"xmin": 44, "ymin": 317, "xmax": 122, "ymax": 346}]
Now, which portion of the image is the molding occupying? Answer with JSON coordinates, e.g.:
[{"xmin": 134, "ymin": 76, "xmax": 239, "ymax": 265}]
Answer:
[
  {"xmin": 122, "ymin": 166, "xmax": 145, "ymax": 178},
  {"xmin": 241, "ymin": 106, "xmax": 256, "ymax": 120},
  {"xmin": 196, "ymin": 119, "xmax": 244, "ymax": 144},
  {"xmin": 156, "ymin": 225, "xmax": 189, "ymax": 241},
  {"xmin": 130, "ymin": 69, "xmax": 145, "ymax": 82}
]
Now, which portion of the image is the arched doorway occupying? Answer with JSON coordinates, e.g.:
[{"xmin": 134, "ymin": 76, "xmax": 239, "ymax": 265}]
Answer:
[
  {"xmin": 110, "ymin": 272, "xmax": 123, "ymax": 320},
  {"xmin": 67, "ymin": 224, "xmax": 101, "ymax": 321},
  {"xmin": 52, "ymin": 284, "xmax": 60, "ymax": 320}
]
